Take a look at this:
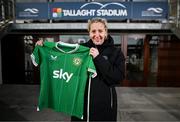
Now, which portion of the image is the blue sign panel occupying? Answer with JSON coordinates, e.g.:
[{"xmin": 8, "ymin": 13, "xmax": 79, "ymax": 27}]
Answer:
[
  {"xmin": 49, "ymin": 2, "xmax": 131, "ymax": 20},
  {"xmin": 15, "ymin": 2, "xmax": 168, "ymax": 20},
  {"xmin": 132, "ymin": 2, "xmax": 168, "ymax": 20},
  {"xmin": 16, "ymin": 3, "xmax": 48, "ymax": 19}
]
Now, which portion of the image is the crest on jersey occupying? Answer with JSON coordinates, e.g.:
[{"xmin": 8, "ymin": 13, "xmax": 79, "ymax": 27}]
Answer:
[{"xmin": 73, "ymin": 57, "xmax": 82, "ymax": 66}]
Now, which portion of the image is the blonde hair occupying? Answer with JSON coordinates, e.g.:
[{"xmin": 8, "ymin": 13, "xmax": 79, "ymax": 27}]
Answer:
[{"xmin": 87, "ymin": 17, "xmax": 108, "ymax": 33}]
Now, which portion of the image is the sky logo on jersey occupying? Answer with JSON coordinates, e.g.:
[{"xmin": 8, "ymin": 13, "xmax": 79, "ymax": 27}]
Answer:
[{"xmin": 53, "ymin": 69, "xmax": 73, "ymax": 82}]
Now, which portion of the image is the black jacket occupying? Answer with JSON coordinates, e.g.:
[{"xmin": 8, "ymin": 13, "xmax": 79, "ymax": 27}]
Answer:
[{"xmin": 71, "ymin": 35, "xmax": 125, "ymax": 121}]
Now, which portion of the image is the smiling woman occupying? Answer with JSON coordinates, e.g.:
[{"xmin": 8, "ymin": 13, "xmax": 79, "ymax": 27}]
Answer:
[{"xmin": 71, "ymin": 17, "xmax": 125, "ymax": 121}]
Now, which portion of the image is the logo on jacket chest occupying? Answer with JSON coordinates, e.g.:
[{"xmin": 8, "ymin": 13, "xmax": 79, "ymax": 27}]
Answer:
[{"xmin": 103, "ymin": 55, "xmax": 108, "ymax": 60}]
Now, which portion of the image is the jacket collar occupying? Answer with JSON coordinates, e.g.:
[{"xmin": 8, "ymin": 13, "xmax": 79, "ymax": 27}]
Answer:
[{"xmin": 86, "ymin": 35, "xmax": 114, "ymax": 52}]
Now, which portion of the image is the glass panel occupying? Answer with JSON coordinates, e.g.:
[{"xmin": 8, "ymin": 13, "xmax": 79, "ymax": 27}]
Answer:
[
  {"xmin": 59, "ymin": 35, "xmax": 89, "ymax": 44},
  {"xmin": 126, "ymin": 34, "xmax": 144, "ymax": 83},
  {"xmin": 148, "ymin": 36, "xmax": 159, "ymax": 86},
  {"xmin": 111, "ymin": 34, "xmax": 121, "ymax": 45},
  {"xmin": 24, "ymin": 35, "xmax": 34, "ymax": 84}
]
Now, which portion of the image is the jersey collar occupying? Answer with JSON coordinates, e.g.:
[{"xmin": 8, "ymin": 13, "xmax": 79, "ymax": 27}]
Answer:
[{"xmin": 55, "ymin": 41, "xmax": 80, "ymax": 53}]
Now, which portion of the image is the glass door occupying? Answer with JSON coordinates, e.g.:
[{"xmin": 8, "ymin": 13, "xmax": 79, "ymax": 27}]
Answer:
[{"xmin": 126, "ymin": 34, "xmax": 146, "ymax": 86}]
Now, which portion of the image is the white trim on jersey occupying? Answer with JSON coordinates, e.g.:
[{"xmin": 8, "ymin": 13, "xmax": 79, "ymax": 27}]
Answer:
[
  {"xmin": 88, "ymin": 68, "xmax": 97, "ymax": 78},
  {"xmin": 55, "ymin": 41, "xmax": 80, "ymax": 54},
  {"xmin": 30, "ymin": 54, "xmax": 38, "ymax": 67},
  {"xmin": 87, "ymin": 77, "xmax": 92, "ymax": 122}
]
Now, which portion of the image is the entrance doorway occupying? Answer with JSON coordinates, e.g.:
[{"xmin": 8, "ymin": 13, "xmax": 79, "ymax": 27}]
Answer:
[{"xmin": 121, "ymin": 34, "xmax": 159, "ymax": 87}]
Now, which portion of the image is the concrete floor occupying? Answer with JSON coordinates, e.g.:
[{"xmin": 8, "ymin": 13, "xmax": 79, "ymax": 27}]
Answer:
[{"xmin": 0, "ymin": 84, "xmax": 180, "ymax": 121}]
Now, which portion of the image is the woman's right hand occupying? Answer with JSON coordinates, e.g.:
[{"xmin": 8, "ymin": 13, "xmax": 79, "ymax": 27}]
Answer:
[{"xmin": 35, "ymin": 40, "xmax": 43, "ymax": 46}]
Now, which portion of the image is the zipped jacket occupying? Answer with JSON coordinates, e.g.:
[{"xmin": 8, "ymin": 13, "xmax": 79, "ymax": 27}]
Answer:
[{"xmin": 71, "ymin": 35, "xmax": 125, "ymax": 121}]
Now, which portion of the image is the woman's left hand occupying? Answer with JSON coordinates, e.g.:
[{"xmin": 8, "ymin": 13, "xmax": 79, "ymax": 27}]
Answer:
[{"xmin": 90, "ymin": 47, "xmax": 99, "ymax": 58}]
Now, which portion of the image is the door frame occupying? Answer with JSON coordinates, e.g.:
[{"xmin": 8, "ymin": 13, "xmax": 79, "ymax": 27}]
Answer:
[{"xmin": 121, "ymin": 34, "xmax": 150, "ymax": 87}]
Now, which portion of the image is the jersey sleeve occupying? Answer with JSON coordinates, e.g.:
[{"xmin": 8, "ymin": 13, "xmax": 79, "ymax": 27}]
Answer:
[
  {"xmin": 87, "ymin": 56, "xmax": 97, "ymax": 78},
  {"xmin": 30, "ymin": 46, "xmax": 40, "ymax": 67}
]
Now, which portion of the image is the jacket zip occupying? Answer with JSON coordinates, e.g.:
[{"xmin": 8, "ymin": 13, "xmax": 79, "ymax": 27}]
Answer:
[{"xmin": 110, "ymin": 88, "xmax": 113, "ymax": 108}]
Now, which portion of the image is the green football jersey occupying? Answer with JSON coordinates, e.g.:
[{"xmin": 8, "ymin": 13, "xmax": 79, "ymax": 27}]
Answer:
[{"xmin": 31, "ymin": 41, "xmax": 97, "ymax": 119}]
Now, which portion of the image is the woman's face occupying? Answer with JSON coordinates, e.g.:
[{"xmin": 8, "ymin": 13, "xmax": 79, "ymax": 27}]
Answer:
[{"xmin": 89, "ymin": 22, "xmax": 107, "ymax": 45}]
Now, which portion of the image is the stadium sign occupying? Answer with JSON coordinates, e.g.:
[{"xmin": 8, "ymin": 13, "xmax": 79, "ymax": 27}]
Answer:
[
  {"xmin": 50, "ymin": 2, "xmax": 131, "ymax": 20},
  {"xmin": 16, "ymin": 2, "xmax": 168, "ymax": 20}
]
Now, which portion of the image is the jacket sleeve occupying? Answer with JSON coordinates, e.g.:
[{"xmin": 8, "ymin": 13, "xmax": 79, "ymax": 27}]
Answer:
[{"xmin": 93, "ymin": 49, "xmax": 125, "ymax": 86}]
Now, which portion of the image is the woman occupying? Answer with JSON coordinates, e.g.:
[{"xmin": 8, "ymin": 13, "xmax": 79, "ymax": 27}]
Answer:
[
  {"xmin": 36, "ymin": 17, "xmax": 125, "ymax": 121},
  {"xmin": 71, "ymin": 17, "xmax": 125, "ymax": 121}
]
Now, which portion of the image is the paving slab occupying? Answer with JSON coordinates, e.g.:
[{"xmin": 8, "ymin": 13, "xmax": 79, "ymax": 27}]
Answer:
[{"xmin": 0, "ymin": 85, "xmax": 180, "ymax": 122}]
